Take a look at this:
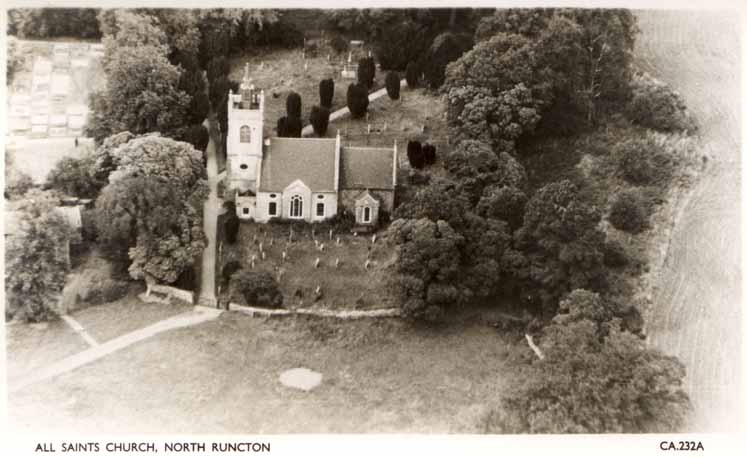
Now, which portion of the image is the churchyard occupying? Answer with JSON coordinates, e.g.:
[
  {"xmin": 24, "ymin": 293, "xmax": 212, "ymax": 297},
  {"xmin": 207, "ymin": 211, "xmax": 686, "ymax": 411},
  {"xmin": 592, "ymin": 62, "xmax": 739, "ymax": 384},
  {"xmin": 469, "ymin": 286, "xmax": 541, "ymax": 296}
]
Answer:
[{"xmin": 219, "ymin": 222, "xmax": 398, "ymax": 311}]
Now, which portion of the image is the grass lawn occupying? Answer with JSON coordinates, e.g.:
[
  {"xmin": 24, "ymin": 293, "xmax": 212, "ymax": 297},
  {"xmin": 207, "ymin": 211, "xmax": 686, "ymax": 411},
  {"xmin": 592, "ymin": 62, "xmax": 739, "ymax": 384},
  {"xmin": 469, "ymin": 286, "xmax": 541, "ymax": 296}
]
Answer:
[
  {"xmin": 219, "ymin": 223, "xmax": 398, "ymax": 311},
  {"xmin": 8, "ymin": 310, "xmax": 522, "ymax": 433},
  {"xmin": 5, "ymin": 319, "xmax": 89, "ymax": 382},
  {"xmin": 71, "ymin": 293, "xmax": 193, "ymax": 344}
]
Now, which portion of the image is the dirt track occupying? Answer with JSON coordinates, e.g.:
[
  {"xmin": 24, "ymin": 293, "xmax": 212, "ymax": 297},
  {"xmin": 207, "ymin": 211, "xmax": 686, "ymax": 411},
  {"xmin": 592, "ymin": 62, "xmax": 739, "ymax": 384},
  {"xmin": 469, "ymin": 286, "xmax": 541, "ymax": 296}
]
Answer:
[{"xmin": 635, "ymin": 11, "xmax": 741, "ymax": 432}]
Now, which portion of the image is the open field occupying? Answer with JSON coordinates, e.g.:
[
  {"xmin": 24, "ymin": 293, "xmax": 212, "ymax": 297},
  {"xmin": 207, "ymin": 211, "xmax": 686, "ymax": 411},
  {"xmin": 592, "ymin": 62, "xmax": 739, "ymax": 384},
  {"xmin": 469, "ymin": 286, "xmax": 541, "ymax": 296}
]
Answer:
[
  {"xmin": 6, "ymin": 136, "xmax": 94, "ymax": 185},
  {"xmin": 7, "ymin": 310, "xmax": 519, "ymax": 433},
  {"xmin": 634, "ymin": 10, "xmax": 741, "ymax": 432}
]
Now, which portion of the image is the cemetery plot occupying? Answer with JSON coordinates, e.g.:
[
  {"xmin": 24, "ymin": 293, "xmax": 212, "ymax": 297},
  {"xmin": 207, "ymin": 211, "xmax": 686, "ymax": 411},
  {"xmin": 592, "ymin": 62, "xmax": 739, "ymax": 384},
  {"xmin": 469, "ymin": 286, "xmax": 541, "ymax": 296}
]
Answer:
[
  {"xmin": 220, "ymin": 223, "xmax": 398, "ymax": 311},
  {"xmin": 6, "ymin": 40, "xmax": 103, "ymax": 141}
]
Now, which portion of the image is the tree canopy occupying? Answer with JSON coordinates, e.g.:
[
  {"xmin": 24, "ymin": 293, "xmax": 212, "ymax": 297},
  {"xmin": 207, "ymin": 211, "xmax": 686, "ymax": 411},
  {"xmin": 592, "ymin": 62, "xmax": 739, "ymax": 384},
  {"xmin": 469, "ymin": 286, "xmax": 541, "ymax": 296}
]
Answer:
[{"xmin": 95, "ymin": 135, "xmax": 208, "ymax": 284}]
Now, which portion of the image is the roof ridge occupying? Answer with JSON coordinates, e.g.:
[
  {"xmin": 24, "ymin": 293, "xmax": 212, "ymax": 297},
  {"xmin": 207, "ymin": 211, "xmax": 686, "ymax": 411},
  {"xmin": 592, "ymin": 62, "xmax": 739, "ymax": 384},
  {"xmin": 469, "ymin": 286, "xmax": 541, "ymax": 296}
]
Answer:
[{"xmin": 271, "ymin": 137, "xmax": 336, "ymax": 142}]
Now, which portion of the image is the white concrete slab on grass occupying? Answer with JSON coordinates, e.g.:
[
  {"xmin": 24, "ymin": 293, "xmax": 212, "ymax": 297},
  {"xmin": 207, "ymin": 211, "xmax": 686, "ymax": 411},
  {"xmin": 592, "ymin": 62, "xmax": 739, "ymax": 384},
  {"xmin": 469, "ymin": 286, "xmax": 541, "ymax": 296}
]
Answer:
[{"xmin": 279, "ymin": 368, "xmax": 323, "ymax": 392}]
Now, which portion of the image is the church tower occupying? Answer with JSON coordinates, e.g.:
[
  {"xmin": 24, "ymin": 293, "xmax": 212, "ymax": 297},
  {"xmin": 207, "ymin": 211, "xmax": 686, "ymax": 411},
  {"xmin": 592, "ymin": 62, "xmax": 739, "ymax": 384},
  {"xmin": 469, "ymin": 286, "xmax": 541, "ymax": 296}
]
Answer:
[{"xmin": 227, "ymin": 63, "xmax": 264, "ymax": 193}]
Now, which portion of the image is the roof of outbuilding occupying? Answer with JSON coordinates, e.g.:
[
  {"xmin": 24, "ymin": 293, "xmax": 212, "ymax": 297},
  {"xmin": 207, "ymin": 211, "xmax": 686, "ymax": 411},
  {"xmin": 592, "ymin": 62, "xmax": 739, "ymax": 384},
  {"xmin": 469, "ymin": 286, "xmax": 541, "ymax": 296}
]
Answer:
[
  {"xmin": 340, "ymin": 147, "xmax": 395, "ymax": 190},
  {"xmin": 259, "ymin": 138, "xmax": 337, "ymax": 192}
]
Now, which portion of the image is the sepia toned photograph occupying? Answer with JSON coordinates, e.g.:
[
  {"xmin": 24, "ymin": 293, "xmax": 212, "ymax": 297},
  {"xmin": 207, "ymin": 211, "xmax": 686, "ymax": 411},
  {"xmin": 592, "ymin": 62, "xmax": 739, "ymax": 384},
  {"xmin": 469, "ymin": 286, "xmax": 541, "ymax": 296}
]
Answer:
[{"xmin": 2, "ymin": 0, "xmax": 741, "ymax": 443}]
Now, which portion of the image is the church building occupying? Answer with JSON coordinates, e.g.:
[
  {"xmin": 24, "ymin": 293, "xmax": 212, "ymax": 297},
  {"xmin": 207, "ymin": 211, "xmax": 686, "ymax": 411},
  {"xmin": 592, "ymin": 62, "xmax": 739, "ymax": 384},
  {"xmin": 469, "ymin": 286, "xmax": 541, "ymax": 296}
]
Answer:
[{"xmin": 226, "ymin": 68, "xmax": 397, "ymax": 228}]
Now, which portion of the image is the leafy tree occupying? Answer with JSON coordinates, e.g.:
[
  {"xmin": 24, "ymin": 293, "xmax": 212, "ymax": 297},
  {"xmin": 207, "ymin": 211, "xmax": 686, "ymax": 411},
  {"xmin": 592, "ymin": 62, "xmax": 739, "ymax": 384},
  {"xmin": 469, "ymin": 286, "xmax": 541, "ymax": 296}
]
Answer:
[
  {"xmin": 627, "ymin": 72, "xmax": 697, "ymax": 133},
  {"xmin": 346, "ymin": 83, "xmax": 369, "ymax": 118},
  {"xmin": 224, "ymin": 210, "xmax": 239, "ymax": 244},
  {"xmin": 286, "ymin": 91, "xmax": 302, "ymax": 119},
  {"xmin": 4, "ymin": 151, "xmax": 34, "ymax": 199},
  {"xmin": 484, "ymin": 319, "xmax": 690, "ymax": 433},
  {"xmin": 5, "ymin": 190, "xmax": 73, "ymax": 322},
  {"xmin": 95, "ymin": 136, "xmax": 208, "ymax": 284},
  {"xmin": 444, "ymin": 140, "xmax": 527, "ymax": 203},
  {"xmin": 389, "ymin": 218, "xmax": 464, "ymax": 320},
  {"xmin": 614, "ymin": 136, "xmax": 673, "ymax": 187},
  {"xmin": 181, "ymin": 124, "xmax": 210, "ymax": 153},
  {"xmin": 180, "ymin": 66, "xmax": 210, "ymax": 126},
  {"xmin": 375, "ymin": 20, "xmax": 429, "ymax": 71},
  {"xmin": 609, "ymin": 188, "xmax": 650, "ymax": 234},
  {"xmin": 474, "ymin": 8, "xmax": 555, "ymax": 42},
  {"xmin": 45, "ymin": 153, "xmax": 103, "ymax": 199},
  {"xmin": 8, "ymin": 8, "xmax": 101, "ymax": 39},
  {"xmin": 229, "ymin": 269, "xmax": 283, "ymax": 308},
  {"xmin": 319, "ymin": 78, "xmax": 335, "ymax": 108},
  {"xmin": 405, "ymin": 61, "xmax": 420, "ymax": 88},
  {"xmin": 385, "ymin": 71, "xmax": 401, "ymax": 100},
  {"xmin": 89, "ymin": 14, "xmax": 191, "ymax": 142},
  {"xmin": 394, "ymin": 177, "xmax": 472, "ymax": 230},
  {"xmin": 309, "ymin": 106, "xmax": 330, "ymax": 137},
  {"xmin": 514, "ymin": 180, "xmax": 606, "ymax": 313},
  {"xmin": 476, "ymin": 184, "xmax": 528, "ymax": 230},
  {"xmin": 422, "ymin": 32, "xmax": 473, "ymax": 89},
  {"xmin": 90, "ymin": 131, "xmax": 137, "ymax": 184}
]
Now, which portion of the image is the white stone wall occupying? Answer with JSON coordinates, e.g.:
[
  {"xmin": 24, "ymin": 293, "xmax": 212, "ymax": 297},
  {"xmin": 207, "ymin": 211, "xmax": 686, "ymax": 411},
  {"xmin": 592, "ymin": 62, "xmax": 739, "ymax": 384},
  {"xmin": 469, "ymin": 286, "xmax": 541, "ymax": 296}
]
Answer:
[{"xmin": 235, "ymin": 195, "xmax": 256, "ymax": 220}]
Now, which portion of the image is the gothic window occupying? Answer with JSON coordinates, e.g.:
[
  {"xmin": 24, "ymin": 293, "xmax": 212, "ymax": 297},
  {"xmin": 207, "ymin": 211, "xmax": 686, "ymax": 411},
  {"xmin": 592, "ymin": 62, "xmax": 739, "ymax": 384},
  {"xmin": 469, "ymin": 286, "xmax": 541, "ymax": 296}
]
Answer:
[
  {"xmin": 316, "ymin": 203, "xmax": 325, "ymax": 217},
  {"xmin": 290, "ymin": 195, "xmax": 303, "ymax": 218},
  {"xmin": 240, "ymin": 125, "xmax": 251, "ymax": 143},
  {"xmin": 363, "ymin": 206, "xmax": 371, "ymax": 223},
  {"xmin": 268, "ymin": 202, "xmax": 277, "ymax": 216}
]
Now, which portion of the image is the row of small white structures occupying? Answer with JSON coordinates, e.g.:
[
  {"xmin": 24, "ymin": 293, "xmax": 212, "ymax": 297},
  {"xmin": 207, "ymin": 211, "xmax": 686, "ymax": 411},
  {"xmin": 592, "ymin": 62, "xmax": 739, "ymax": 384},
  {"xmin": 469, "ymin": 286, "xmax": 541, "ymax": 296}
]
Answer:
[{"xmin": 145, "ymin": 284, "xmax": 400, "ymax": 320}]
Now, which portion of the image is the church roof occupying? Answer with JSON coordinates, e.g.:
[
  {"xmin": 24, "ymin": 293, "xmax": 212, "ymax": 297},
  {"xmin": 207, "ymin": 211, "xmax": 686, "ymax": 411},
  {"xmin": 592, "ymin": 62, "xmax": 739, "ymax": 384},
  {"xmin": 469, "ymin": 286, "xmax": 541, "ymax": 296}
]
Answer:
[
  {"xmin": 259, "ymin": 138, "xmax": 337, "ymax": 192},
  {"xmin": 340, "ymin": 147, "xmax": 395, "ymax": 190}
]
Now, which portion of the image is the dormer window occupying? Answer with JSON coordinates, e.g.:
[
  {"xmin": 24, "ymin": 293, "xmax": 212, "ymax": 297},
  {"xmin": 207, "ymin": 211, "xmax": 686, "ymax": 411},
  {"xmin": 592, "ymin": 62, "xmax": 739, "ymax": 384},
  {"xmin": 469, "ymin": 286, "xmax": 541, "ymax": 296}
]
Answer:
[{"xmin": 240, "ymin": 125, "xmax": 251, "ymax": 143}]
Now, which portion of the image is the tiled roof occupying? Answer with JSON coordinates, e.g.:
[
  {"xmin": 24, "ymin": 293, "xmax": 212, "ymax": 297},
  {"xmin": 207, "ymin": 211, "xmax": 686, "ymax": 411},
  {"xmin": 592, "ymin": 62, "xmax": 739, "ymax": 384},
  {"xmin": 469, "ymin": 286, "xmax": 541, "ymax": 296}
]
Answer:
[
  {"xmin": 340, "ymin": 147, "xmax": 395, "ymax": 190},
  {"xmin": 259, "ymin": 138, "xmax": 337, "ymax": 192}
]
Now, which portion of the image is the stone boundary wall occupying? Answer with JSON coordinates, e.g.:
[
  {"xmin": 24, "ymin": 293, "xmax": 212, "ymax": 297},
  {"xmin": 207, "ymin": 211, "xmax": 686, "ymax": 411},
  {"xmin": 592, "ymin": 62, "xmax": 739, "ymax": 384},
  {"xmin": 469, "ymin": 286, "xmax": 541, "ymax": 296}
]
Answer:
[
  {"xmin": 143, "ymin": 284, "xmax": 195, "ymax": 306},
  {"xmin": 230, "ymin": 302, "xmax": 400, "ymax": 320}
]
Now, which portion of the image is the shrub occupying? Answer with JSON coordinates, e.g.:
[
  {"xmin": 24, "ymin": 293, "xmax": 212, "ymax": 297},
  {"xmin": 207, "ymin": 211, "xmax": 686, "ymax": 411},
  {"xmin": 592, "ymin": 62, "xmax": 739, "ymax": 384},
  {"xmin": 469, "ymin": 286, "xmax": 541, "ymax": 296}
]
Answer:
[
  {"xmin": 476, "ymin": 185, "xmax": 527, "ymax": 229},
  {"xmin": 99, "ymin": 279, "xmax": 131, "ymax": 303},
  {"xmin": 284, "ymin": 116, "xmax": 303, "ymax": 138},
  {"xmin": 626, "ymin": 72, "xmax": 697, "ymax": 133},
  {"xmin": 224, "ymin": 212, "xmax": 239, "ymax": 244},
  {"xmin": 405, "ymin": 61, "xmax": 420, "ymax": 88},
  {"xmin": 614, "ymin": 137, "xmax": 672, "ymax": 186},
  {"xmin": 357, "ymin": 57, "xmax": 376, "ymax": 88},
  {"xmin": 422, "ymin": 143, "xmax": 436, "ymax": 165},
  {"xmin": 385, "ymin": 71, "xmax": 401, "ymax": 100},
  {"xmin": 221, "ymin": 260, "xmax": 241, "ymax": 288},
  {"xmin": 602, "ymin": 239, "xmax": 630, "ymax": 268},
  {"xmin": 407, "ymin": 141, "xmax": 424, "ymax": 169},
  {"xmin": 229, "ymin": 269, "xmax": 283, "ymax": 308},
  {"xmin": 319, "ymin": 78, "xmax": 334, "ymax": 108},
  {"xmin": 181, "ymin": 124, "xmax": 210, "ymax": 152},
  {"xmin": 347, "ymin": 83, "xmax": 369, "ymax": 118},
  {"xmin": 329, "ymin": 35, "xmax": 348, "ymax": 54},
  {"xmin": 609, "ymin": 189, "xmax": 650, "ymax": 234},
  {"xmin": 286, "ymin": 91, "xmax": 302, "ymax": 119},
  {"xmin": 310, "ymin": 105, "xmax": 330, "ymax": 137},
  {"xmin": 45, "ymin": 153, "xmax": 102, "ymax": 199},
  {"xmin": 276, "ymin": 116, "xmax": 288, "ymax": 136}
]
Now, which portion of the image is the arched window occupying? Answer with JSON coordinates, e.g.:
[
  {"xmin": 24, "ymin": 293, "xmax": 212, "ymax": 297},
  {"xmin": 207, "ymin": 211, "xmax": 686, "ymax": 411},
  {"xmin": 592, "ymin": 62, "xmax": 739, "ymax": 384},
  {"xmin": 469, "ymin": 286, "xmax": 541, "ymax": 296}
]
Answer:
[
  {"xmin": 290, "ymin": 195, "xmax": 303, "ymax": 218},
  {"xmin": 240, "ymin": 125, "xmax": 251, "ymax": 143},
  {"xmin": 363, "ymin": 206, "xmax": 372, "ymax": 223}
]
